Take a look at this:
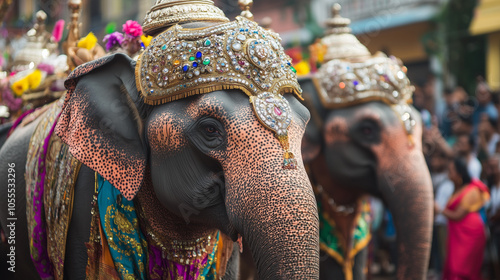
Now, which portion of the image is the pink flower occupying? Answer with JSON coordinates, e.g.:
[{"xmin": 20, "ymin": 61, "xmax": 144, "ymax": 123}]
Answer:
[
  {"xmin": 122, "ymin": 20, "xmax": 142, "ymax": 38},
  {"xmin": 52, "ymin": 20, "xmax": 65, "ymax": 42}
]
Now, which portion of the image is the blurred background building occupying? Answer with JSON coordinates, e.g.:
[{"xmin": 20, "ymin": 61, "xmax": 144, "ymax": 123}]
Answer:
[
  {"xmin": 470, "ymin": 0, "xmax": 500, "ymax": 91},
  {"xmin": 0, "ymin": 0, "xmax": 494, "ymax": 104}
]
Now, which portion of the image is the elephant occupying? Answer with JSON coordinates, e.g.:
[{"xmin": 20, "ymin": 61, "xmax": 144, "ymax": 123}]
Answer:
[
  {"xmin": 299, "ymin": 74, "xmax": 433, "ymax": 279},
  {"xmin": 0, "ymin": 11, "xmax": 319, "ymax": 280},
  {"xmin": 0, "ymin": 122, "xmax": 12, "ymax": 147},
  {"xmin": 293, "ymin": 4, "xmax": 433, "ymax": 279}
]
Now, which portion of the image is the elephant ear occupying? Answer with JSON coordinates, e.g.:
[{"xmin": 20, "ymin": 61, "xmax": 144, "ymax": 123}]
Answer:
[
  {"xmin": 56, "ymin": 53, "xmax": 146, "ymax": 200},
  {"xmin": 299, "ymin": 77, "xmax": 324, "ymax": 163}
]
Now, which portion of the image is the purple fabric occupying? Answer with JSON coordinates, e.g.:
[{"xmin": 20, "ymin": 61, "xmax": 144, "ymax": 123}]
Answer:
[
  {"xmin": 37, "ymin": 63, "xmax": 55, "ymax": 75},
  {"xmin": 31, "ymin": 111, "xmax": 61, "ymax": 279},
  {"xmin": 2, "ymin": 89, "xmax": 23, "ymax": 112},
  {"xmin": 148, "ymin": 244, "xmax": 209, "ymax": 280},
  {"xmin": 7, "ymin": 109, "xmax": 35, "ymax": 137}
]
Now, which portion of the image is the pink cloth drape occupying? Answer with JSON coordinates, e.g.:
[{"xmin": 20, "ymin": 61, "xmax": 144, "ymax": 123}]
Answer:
[{"xmin": 443, "ymin": 180, "xmax": 488, "ymax": 280}]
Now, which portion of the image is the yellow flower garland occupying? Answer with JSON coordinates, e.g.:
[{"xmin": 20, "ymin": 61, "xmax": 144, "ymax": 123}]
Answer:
[
  {"xmin": 27, "ymin": 69, "xmax": 43, "ymax": 90},
  {"xmin": 11, "ymin": 69, "xmax": 44, "ymax": 96},
  {"xmin": 77, "ymin": 32, "xmax": 98, "ymax": 50},
  {"xmin": 11, "ymin": 78, "xmax": 29, "ymax": 97}
]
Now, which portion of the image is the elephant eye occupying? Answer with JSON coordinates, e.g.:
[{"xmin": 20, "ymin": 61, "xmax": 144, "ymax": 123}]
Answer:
[
  {"xmin": 205, "ymin": 125, "xmax": 219, "ymax": 135},
  {"xmin": 188, "ymin": 117, "xmax": 225, "ymax": 152},
  {"xmin": 355, "ymin": 119, "xmax": 380, "ymax": 143},
  {"xmin": 198, "ymin": 119, "xmax": 224, "ymax": 138},
  {"xmin": 361, "ymin": 125, "xmax": 373, "ymax": 135}
]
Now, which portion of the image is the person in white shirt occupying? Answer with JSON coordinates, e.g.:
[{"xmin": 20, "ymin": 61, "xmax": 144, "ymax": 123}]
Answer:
[
  {"xmin": 454, "ymin": 133, "xmax": 482, "ymax": 179},
  {"xmin": 430, "ymin": 151, "xmax": 454, "ymax": 276},
  {"xmin": 478, "ymin": 115, "xmax": 500, "ymax": 157}
]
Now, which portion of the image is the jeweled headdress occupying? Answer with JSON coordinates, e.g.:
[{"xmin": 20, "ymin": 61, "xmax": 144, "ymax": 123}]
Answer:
[
  {"xmin": 313, "ymin": 4, "xmax": 416, "ymax": 137},
  {"xmin": 137, "ymin": 0, "xmax": 302, "ymax": 169},
  {"xmin": 142, "ymin": 0, "xmax": 229, "ymax": 36},
  {"xmin": 12, "ymin": 11, "xmax": 58, "ymax": 72}
]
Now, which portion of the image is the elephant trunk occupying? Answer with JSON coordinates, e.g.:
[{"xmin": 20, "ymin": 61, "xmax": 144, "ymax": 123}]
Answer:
[
  {"xmin": 224, "ymin": 160, "xmax": 319, "ymax": 279},
  {"xmin": 377, "ymin": 150, "xmax": 433, "ymax": 279}
]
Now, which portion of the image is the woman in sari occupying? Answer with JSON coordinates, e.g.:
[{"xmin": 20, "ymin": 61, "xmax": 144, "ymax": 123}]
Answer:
[{"xmin": 436, "ymin": 158, "xmax": 490, "ymax": 280}]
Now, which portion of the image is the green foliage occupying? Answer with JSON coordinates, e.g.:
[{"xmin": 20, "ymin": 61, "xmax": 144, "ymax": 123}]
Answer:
[
  {"xmin": 105, "ymin": 22, "xmax": 117, "ymax": 34},
  {"xmin": 286, "ymin": 0, "xmax": 323, "ymax": 47},
  {"xmin": 423, "ymin": 0, "xmax": 485, "ymax": 94}
]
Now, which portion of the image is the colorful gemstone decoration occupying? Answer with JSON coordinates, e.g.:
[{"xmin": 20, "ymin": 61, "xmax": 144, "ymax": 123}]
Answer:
[
  {"xmin": 138, "ymin": 17, "xmax": 304, "ymax": 170},
  {"xmin": 232, "ymin": 42, "xmax": 242, "ymax": 51},
  {"xmin": 250, "ymin": 92, "xmax": 297, "ymax": 169},
  {"xmin": 246, "ymin": 39, "xmax": 275, "ymax": 69},
  {"xmin": 140, "ymin": 17, "xmax": 300, "ymax": 99},
  {"xmin": 315, "ymin": 52, "xmax": 415, "ymax": 142}
]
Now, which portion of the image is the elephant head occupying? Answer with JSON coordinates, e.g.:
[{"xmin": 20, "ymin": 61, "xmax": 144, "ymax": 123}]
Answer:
[
  {"xmin": 299, "ymin": 6, "xmax": 432, "ymax": 279},
  {"xmin": 303, "ymin": 79, "xmax": 432, "ymax": 275},
  {"xmin": 54, "ymin": 6, "xmax": 319, "ymax": 278},
  {"xmin": 300, "ymin": 62, "xmax": 432, "ymax": 279}
]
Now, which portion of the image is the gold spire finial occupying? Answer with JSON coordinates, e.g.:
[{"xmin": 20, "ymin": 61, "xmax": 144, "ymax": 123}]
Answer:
[
  {"xmin": 142, "ymin": 0, "xmax": 229, "ymax": 36},
  {"xmin": 239, "ymin": 0, "xmax": 254, "ymax": 21},
  {"xmin": 321, "ymin": 3, "xmax": 370, "ymax": 62},
  {"xmin": 29, "ymin": 10, "xmax": 48, "ymax": 37},
  {"xmin": 63, "ymin": 0, "xmax": 82, "ymax": 69},
  {"xmin": 325, "ymin": 4, "xmax": 351, "ymax": 35},
  {"xmin": 36, "ymin": 10, "xmax": 47, "ymax": 25},
  {"xmin": 332, "ymin": 3, "xmax": 341, "ymax": 16}
]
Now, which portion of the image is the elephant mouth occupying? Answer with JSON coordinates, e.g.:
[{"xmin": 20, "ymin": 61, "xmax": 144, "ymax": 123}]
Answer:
[
  {"xmin": 224, "ymin": 221, "xmax": 240, "ymax": 242},
  {"xmin": 195, "ymin": 172, "xmax": 241, "ymax": 241}
]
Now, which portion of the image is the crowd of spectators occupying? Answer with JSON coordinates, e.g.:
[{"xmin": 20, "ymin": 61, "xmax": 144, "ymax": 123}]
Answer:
[{"xmin": 416, "ymin": 77, "xmax": 500, "ymax": 279}]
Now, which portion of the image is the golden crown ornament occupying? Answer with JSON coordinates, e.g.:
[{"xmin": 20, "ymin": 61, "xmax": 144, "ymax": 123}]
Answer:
[
  {"xmin": 137, "ymin": 1, "xmax": 301, "ymax": 169},
  {"xmin": 313, "ymin": 4, "xmax": 416, "ymax": 139},
  {"xmin": 142, "ymin": 0, "xmax": 229, "ymax": 36}
]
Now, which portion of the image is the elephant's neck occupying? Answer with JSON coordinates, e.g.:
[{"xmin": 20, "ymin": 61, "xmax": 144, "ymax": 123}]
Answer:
[
  {"xmin": 135, "ymin": 176, "xmax": 215, "ymax": 243},
  {"xmin": 309, "ymin": 155, "xmax": 361, "ymax": 205},
  {"xmin": 133, "ymin": 175, "xmax": 234, "ymax": 277},
  {"xmin": 309, "ymin": 156, "xmax": 364, "ymax": 257},
  {"xmin": 319, "ymin": 195, "xmax": 364, "ymax": 253}
]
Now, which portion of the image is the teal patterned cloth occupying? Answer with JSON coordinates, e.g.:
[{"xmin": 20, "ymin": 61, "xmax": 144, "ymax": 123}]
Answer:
[{"xmin": 97, "ymin": 174, "xmax": 148, "ymax": 279}]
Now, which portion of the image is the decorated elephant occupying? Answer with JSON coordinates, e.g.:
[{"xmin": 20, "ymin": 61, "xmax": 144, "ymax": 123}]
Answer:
[
  {"xmin": 0, "ymin": 1, "xmax": 319, "ymax": 279},
  {"xmin": 299, "ymin": 5, "xmax": 433, "ymax": 280}
]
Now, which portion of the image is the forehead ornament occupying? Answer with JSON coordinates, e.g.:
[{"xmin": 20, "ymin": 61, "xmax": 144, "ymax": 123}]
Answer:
[{"xmin": 137, "ymin": 16, "xmax": 302, "ymax": 169}]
